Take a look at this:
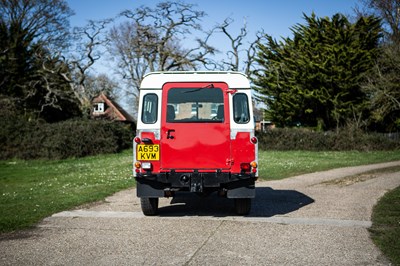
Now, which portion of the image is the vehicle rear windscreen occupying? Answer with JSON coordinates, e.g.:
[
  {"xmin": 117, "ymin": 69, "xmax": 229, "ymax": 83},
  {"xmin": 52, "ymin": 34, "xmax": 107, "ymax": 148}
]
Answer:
[{"xmin": 166, "ymin": 88, "xmax": 224, "ymax": 123}]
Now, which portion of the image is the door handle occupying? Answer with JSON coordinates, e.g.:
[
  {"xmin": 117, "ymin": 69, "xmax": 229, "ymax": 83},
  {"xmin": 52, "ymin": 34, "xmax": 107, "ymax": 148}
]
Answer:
[{"xmin": 167, "ymin": 129, "xmax": 175, "ymax": 139}]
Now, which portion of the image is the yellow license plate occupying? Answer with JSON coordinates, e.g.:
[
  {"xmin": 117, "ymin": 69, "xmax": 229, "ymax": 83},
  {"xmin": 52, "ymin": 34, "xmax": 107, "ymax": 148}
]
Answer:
[{"xmin": 137, "ymin": 144, "xmax": 159, "ymax": 161}]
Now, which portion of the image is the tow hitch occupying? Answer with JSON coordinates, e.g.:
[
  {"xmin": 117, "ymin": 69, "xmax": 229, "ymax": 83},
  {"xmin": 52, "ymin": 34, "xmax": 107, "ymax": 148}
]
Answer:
[{"xmin": 190, "ymin": 171, "xmax": 203, "ymax": 192}]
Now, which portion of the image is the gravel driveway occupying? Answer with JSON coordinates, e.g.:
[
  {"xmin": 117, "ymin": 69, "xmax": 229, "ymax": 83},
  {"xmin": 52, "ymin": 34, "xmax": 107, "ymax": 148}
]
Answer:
[{"xmin": 1, "ymin": 161, "xmax": 400, "ymax": 265}]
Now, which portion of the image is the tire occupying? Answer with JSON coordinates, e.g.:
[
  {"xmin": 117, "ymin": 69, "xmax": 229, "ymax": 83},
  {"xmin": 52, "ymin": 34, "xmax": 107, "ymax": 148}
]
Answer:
[
  {"xmin": 234, "ymin": 198, "xmax": 251, "ymax": 215},
  {"xmin": 140, "ymin": 197, "xmax": 159, "ymax": 216}
]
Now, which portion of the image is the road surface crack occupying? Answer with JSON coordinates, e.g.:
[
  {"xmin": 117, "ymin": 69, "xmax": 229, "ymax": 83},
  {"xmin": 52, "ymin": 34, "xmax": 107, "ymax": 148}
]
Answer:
[{"xmin": 184, "ymin": 220, "xmax": 224, "ymax": 265}]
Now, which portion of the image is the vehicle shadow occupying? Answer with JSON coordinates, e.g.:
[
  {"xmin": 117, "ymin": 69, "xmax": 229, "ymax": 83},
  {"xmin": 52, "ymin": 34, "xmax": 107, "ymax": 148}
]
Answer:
[{"xmin": 157, "ymin": 187, "xmax": 314, "ymax": 217}]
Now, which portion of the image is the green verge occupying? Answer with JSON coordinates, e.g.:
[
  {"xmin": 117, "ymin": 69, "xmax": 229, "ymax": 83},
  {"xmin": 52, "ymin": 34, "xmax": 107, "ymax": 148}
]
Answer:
[
  {"xmin": 370, "ymin": 185, "xmax": 400, "ymax": 266},
  {"xmin": 1, "ymin": 149, "xmax": 400, "ymax": 233},
  {"xmin": 0, "ymin": 150, "xmax": 133, "ymax": 233},
  {"xmin": 258, "ymin": 150, "xmax": 400, "ymax": 180}
]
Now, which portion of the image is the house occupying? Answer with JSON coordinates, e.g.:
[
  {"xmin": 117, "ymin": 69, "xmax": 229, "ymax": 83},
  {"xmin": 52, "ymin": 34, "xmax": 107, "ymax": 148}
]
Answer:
[
  {"xmin": 92, "ymin": 93, "xmax": 136, "ymax": 130},
  {"xmin": 253, "ymin": 107, "xmax": 275, "ymax": 132}
]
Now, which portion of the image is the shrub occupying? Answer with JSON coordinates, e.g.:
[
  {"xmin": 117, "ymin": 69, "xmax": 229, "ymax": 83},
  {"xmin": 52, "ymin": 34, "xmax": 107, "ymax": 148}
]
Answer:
[
  {"xmin": 0, "ymin": 116, "xmax": 133, "ymax": 160},
  {"xmin": 256, "ymin": 127, "xmax": 400, "ymax": 151}
]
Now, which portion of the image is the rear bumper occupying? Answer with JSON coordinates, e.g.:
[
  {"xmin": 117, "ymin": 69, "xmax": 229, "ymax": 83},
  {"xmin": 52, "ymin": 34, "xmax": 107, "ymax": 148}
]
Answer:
[{"xmin": 135, "ymin": 171, "xmax": 256, "ymax": 198}]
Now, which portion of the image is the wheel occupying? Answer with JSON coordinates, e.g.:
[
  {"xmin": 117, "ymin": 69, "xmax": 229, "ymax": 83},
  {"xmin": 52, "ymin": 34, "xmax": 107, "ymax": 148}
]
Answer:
[
  {"xmin": 140, "ymin": 197, "xmax": 159, "ymax": 216},
  {"xmin": 234, "ymin": 198, "xmax": 251, "ymax": 215}
]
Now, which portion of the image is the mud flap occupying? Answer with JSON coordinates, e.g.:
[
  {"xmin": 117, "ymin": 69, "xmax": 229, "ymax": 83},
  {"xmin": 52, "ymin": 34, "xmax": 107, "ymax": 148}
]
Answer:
[
  {"xmin": 137, "ymin": 182, "xmax": 164, "ymax": 197},
  {"xmin": 227, "ymin": 186, "xmax": 255, "ymax": 198}
]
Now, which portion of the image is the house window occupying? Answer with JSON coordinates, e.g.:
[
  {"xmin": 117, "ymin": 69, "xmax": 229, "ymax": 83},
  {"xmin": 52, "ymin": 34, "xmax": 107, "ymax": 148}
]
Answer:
[{"xmin": 94, "ymin": 102, "xmax": 105, "ymax": 113}]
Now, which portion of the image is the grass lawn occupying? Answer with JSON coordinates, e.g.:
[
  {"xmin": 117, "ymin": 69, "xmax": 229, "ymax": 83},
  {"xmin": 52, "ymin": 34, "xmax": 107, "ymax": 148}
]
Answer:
[
  {"xmin": 1, "ymin": 149, "xmax": 400, "ymax": 233},
  {"xmin": 0, "ymin": 150, "xmax": 133, "ymax": 233},
  {"xmin": 370, "ymin": 185, "xmax": 400, "ymax": 265},
  {"xmin": 258, "ymin": 150, "xmax": 400, "ymax": 180}
]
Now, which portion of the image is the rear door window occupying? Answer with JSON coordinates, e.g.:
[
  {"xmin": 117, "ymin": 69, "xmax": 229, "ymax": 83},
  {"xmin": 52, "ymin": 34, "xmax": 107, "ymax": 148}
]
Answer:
[
  {"xmin": 233, "ymin": 93, "xmax": 250, "ymax": 124},
  {"xmin": 141, "ymin": 94, "xmax": 158, "ymax": 124}
]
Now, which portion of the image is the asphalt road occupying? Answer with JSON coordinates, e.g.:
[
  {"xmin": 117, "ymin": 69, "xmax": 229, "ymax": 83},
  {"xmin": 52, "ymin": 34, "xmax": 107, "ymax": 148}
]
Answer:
[{"xmin": 1, "ymin": 161, "xmax": 400, "ymax": 265}]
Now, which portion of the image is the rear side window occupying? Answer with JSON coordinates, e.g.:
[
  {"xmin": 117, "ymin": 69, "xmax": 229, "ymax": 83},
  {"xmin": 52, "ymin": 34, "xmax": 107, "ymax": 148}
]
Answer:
[
  {"xmin": 141, "ymin": 94, "xmax": 158, "ymax": 124},
  {"xmin": 233, "ymin": 93, "xmax": 250, "ymax": 124},
  {"xmin": 167, "ymin": 88, "xmax": 224, "ymax": 123}
]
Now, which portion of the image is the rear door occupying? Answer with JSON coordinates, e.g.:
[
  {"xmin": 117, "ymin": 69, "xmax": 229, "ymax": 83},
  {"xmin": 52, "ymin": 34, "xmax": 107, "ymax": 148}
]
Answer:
[{"xmin": 160, "ymin": 82, "xmax": 231, "ymax": 171}]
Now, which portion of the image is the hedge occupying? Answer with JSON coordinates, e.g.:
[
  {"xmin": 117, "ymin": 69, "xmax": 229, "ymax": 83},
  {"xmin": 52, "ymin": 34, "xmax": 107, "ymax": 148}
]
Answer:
[
  {"xmin": 256, "ymin": 127, "xmax": 400, "ymax": 151},
  {"xmin": 2, "ymin": 114, "xmax": 399, "ymax": 160},
  {"xmin": 0, "ymin": 117, "xmax": 133, "ymax": 160}
]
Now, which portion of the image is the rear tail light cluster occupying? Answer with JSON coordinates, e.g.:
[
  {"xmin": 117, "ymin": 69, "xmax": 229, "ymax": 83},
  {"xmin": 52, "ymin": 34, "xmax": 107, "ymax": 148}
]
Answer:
[
  {"xmin": 134, "ymin": 161, "xmax": 153, "ymax": 174},
  {"xmin": 134, "ymin": 162, "xmax": 141, "ymax": 173},
  {"xmin": 240, "ymin": 161, "xmax": 257, "ymax": 173}
]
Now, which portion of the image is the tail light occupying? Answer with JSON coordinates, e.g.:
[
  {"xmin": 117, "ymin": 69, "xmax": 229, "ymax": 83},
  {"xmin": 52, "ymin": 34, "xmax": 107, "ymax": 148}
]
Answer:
[
  {"xmin": 241, "ymin": 162, "xmax": 258, "ymax": 173},
  {"xmin": 251, "ymin": 161, "xmax": 258, "ymax": 173},
  {"xmin": 134, "ymin": 161, "xmax": 152, "ymax": 174},
  {"xmin": 134, "ymin": 162, "xmax": 141, "ymax": 173},
  {"xmin": 134, "ymin": 137, "xmax": 141, "ymax": 144},
  {"xmin": 240, "ymin": 163, "xmax": 251, "ymax": 172}
]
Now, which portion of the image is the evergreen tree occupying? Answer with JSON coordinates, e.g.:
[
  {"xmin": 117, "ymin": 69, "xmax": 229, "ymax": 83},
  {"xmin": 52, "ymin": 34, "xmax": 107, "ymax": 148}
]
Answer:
[{"xmin": 254, "ymin": 13, "xmax": 382, "ymax": 130}]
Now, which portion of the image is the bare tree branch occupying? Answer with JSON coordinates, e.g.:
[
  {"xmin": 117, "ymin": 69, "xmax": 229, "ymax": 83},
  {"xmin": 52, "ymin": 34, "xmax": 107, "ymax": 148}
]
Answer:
[
  {"xmin": 109, "ymin": 0, "xmax": 217, "ymax": 98},
  {"xmin": 216, "ymin": 17, "xmax": 268, "ymax": 77},
  {"xmin": 0, "ymin": 0, "xmax": 73, "ymax": 50},
  {"xmin": 36, "ymin": 19, "xmax": 113, "ymax": 114},
  {"xmin": 355, "ymin": 0, "xmax": 400, "ymax": 43}
]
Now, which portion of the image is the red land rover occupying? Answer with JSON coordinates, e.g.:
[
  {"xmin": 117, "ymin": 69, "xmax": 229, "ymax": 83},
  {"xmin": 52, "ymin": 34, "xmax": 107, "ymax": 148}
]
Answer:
[{"xmin": 133, "ymin": 71, "xmax": 258, "ymax": 215}]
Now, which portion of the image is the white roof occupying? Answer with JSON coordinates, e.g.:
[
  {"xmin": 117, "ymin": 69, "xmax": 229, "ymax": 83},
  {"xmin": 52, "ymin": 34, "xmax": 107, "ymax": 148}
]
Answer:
[{"xmin": 140, "ymin": 71, "xmax": 251, "ymax": 89}]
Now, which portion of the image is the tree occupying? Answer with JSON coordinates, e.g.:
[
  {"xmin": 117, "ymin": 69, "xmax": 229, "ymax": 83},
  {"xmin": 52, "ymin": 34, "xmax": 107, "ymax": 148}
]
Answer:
[
  {"xmin": 37, "ymin": 19, "xmax": 114, "ymax": 117},
  {"xmin": 253, "ymin": 13, "xmax": 382, "ymax": 130},
  {"xmin": 356, "ymin": 0, "xmax": 400, "ymax": 44},
  {"xmin": 0, "ymin": 1, "xmax": 113, "ymax": 121},
  {"xmin": 31, "ymin": 46, "xmax": 82, "ymax": 122},
  {"xmin": 108, "ymin": 1, "xmax": 217, "ymax": 98},
  {"xmin": 356, "ymin": 0, "xmax": 400, "ymax": 131},
  {"xmin": 61, "ymin": 19, "xmax": 113, "ymax": 115},
  {"xmin": 215, "ymin": 17, "xmax": 267, "ymax": 77},
  {"xmin": 0, "ymin": 0, "xmax": 72, "ymax": 51},
  {"xmin": 363, "ymin": 45, "xmax": 400, "ymax": 131},
  {"xmin": 0, "ymin": 0, "xmax": 76, "ymax": 121},
  {"xmin": 84, "ymin": 73, "xmax": 119, "ymax": 100}
]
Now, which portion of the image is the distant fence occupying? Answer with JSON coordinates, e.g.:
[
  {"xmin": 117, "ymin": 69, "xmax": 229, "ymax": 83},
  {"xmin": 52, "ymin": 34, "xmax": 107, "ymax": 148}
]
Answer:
[{"xmin": 380, "ymin": 132, "xmax": 400, "ymax": 141}]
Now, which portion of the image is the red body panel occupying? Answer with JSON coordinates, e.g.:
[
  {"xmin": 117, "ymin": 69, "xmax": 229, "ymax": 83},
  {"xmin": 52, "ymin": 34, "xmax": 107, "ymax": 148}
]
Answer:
[
  {"xmin": 160, "ymin": 82, "xmax": 231, "ymax": 171},
  {"xmin": 230, "ymin": 132, "xmax": 256, "ymax": 173}
]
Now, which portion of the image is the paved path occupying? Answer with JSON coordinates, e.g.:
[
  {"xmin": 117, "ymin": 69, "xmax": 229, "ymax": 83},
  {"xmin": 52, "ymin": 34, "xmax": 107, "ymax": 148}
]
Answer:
[{"xmin": 1, "ymin": 161, "xmax": 400, "ymax": 265}]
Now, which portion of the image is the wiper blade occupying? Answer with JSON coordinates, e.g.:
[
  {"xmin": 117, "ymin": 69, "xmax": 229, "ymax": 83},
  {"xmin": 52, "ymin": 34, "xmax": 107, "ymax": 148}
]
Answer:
[{"xmin": 182, "ymin": 84, "xmax": 214, "ymax": 93}]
